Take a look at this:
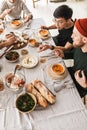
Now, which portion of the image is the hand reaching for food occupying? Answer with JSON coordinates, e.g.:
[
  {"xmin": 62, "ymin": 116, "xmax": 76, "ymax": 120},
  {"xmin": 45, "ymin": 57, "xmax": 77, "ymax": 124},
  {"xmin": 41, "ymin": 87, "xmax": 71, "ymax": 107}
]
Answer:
[
  {"xmin": 5, "ymin": 36, "xmax": 17, "ymax": 47},
  {"xmin": 38, "ymin": 44, "xmax": 50, "ymax": 52},
  {"xmin": 54, "ymin": 49, "xmax": 64, "ymax": 58}
]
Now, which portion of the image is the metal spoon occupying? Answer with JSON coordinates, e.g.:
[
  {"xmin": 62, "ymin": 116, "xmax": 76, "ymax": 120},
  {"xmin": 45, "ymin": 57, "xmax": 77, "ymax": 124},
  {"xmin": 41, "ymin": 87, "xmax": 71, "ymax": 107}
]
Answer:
[{"xmin": 14, "ymin": 64, "xmax": 22, "ymax": 75}]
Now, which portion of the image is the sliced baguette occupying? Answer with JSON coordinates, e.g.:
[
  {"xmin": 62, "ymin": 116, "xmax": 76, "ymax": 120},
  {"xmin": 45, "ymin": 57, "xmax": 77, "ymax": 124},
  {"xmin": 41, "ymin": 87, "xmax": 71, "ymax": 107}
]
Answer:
[
  {"xmin": 32, "ymin": 80, "xmax": 56, "ymax": 104},
  {"xmin": 26, "ymin": 83, "xmax": 48, "ymax": 108}
]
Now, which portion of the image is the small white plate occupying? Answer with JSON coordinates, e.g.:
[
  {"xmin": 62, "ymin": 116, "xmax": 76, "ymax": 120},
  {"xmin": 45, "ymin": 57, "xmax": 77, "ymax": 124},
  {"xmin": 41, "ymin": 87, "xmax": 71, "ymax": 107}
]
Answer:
[{"xmin": 20, "ymin": 55, "xmax": 38, "ymax": 68}]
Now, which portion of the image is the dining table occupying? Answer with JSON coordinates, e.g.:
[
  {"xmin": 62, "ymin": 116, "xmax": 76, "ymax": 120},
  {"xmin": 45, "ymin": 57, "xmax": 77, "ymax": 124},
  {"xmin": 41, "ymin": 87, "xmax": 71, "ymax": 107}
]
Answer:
[{"xmin": 0, "ymin": 18, "xmax": 87, "ymax": 130}]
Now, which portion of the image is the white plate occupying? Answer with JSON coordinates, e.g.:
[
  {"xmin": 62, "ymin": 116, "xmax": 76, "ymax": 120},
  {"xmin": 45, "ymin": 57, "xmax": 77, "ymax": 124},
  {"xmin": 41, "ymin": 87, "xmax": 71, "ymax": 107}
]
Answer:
[{"xmin": 21, "ymin": 55, "xmax": 38, "ymax": 68}]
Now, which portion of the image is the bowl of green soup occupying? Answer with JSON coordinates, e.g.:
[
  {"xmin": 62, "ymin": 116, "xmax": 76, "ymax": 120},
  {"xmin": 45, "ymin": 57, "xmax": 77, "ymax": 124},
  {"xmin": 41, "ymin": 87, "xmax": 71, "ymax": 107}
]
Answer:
[{"xmin": 16, "ymin": 92, "xmax": 37, "ymax": 113}]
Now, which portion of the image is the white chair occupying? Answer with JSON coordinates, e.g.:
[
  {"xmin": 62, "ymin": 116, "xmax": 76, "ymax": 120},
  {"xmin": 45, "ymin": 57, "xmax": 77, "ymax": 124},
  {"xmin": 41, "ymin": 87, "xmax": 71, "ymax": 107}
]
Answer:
[{"xmin": 32, "ymin": 0, "xmax": 48, "ymax": 8}]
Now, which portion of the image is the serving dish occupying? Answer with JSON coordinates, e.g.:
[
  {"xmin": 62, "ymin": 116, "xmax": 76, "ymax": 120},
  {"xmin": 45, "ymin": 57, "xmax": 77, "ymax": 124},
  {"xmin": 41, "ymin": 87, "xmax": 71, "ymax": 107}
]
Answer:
[
  {"xmin": 16, "ymin": 92, "xmax": 37, "ymax": 113},
  {"xmin": 47, "ymin": 64, "xmax": 67, "ymax": 80},
  {"xmin": 11, "ymin": 20, "xmax": 22, "ymax": 29},
  {"xmin": 5, "ymin": 51, "xmax": 19, "ymax": 62},
  {"xmin": 51, "ymin": 63, "xmax": 65, "ymax": 75},
  {"xmin": 5, "ymin": 72, "xmax": 25, "ymax": 93},
  {"xmin": 28, "ymin": 38, "xmax": 39, "ymax": 47},
  {"xmin": 20, "ymin": 55, "xmax": 38, "ymax": 68},
  {"xmin": 39, "ymin": 29, "xmax": 49, "ymax": 37},
  {"xmin": 38, "ymin": 29, "xmax": 50, "ymax": 40}
]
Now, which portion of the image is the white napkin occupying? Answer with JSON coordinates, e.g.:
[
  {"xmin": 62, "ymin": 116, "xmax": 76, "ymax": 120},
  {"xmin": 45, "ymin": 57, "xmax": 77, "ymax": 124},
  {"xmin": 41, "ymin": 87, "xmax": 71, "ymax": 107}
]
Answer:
[
  {"xmin": 41, "ymin": 58, "xmax": 74, "ymax": 93},
  {"xmin": 0, "ymin": 107, "xmax": 32, "ymax": 130},
  {"xmin": 0, "ymin": 89, "xmax": 12, "ymax": 109},
  {"xmin": 39, "ymin": 49, "xmax": 54, "ymax": 58},
  {"xmin": 0, "ymin": 48, "xmax": 7, "ymax": 55}
]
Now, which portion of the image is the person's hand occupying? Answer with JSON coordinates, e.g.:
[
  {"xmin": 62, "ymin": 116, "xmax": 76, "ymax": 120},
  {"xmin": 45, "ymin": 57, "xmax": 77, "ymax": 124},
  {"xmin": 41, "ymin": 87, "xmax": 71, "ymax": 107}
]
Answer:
[
  {"xmin": 38, "ymin": 44, "xmax": 50, "ymax": 52},
  {"xmin": 3, "ymin": 9, "xmax": 12, "ymax": 15},
  {"xmin": 23, "ymin": 15, "xmax": 33, "ymax": 23},
  {"xmin": 5, "ymin": 36, "xmax": 17, "ymax": 47},
  {"xmin": 74, "ymin": 70, "xmax": 87, "ymax": 88},
  {"xmin": 54, "ymin": 49, "xmax": 64, "ymax": 58},
  {"xmin": 41, "ymin": 26, "xmax": 48, "ymax": 30},
  {"xmin": 0, "ymin": 9, "xmax": 12, "ymax": 19}
]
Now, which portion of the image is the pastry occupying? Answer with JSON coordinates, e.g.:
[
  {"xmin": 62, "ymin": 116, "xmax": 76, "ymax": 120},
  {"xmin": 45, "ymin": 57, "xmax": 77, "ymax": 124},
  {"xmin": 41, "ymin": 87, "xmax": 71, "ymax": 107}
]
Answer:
[
  {"xmin": 32, "ymin": 80, "xmax": 56, "ymax": 104},
  {"xmin": 26, "ymin": 83, "xmax": 48, "ymax": 108}
]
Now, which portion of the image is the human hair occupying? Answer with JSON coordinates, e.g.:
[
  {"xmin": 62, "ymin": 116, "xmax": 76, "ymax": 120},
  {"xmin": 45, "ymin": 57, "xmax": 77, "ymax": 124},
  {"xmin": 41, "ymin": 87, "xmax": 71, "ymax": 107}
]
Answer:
[{"xmin": 53, "ymin": 5, "xmax": 73, "ymax": 20}]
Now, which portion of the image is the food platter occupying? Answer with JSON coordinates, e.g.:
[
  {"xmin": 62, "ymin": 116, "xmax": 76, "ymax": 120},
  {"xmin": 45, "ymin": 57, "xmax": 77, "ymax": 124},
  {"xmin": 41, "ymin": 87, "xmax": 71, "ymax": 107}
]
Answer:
[
  {"xmin": 12, "ymin": 41, "xmax": 28, "ymax": 50},
  {"xmin": 20, "ymin": 55, "xmax": 38, "ymax": 68},
  {"xmin": 26, "ymin": 80, "xmax": 56, "ymax": 110},
  {"xmin": 5, "ymin": 32, "xmax": 29, "ymax": 50}
]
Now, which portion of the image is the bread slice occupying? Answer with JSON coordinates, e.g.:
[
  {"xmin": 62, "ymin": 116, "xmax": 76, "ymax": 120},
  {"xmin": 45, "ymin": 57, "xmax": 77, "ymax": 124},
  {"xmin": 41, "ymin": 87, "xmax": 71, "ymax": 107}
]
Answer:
[
  {"xmin": 32, "ymin": 80, "xmax": 56, "ymax": 104},
  {"xmin": 26, "ymin": 83, "xmax": 48, "ymax": 108}
]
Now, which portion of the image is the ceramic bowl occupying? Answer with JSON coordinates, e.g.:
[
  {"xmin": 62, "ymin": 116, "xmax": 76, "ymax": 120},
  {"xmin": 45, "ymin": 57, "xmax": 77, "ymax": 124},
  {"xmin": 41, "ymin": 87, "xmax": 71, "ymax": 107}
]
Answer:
[
  {"xmin": 16, "ymin": 92, "xmax": 37, "ymax": 113},
  {"xmin": 5, "ymin": 72, "xmax": 25, "ymax": 93},
  {"xmin": 5, "ymin": 51, "xmax": 19, "ymax": 63}
]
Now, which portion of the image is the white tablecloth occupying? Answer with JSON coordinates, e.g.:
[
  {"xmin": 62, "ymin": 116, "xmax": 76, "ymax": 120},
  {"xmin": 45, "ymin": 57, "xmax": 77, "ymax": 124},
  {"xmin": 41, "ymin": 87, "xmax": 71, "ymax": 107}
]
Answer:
[{"xmin": 0, "ymin": 18, "xmax": 87, "ymax": 130}]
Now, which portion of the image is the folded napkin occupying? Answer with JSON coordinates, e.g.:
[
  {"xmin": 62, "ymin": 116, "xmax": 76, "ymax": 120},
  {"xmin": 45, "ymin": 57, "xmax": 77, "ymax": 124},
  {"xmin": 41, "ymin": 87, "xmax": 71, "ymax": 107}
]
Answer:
[{"xmin": 39, "ymin": 49, "xmax": 54, "ymax": 58}]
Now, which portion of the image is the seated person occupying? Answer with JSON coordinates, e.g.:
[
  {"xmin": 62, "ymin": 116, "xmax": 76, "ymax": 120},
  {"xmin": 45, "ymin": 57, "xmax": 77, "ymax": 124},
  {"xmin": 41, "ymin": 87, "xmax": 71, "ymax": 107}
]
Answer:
[
  {"xmin": 40, "ymin": 5, "xmax": 74, "ymax": 52},
  {"xmin": 0, "ymin": 0, "xmax": 33, "ymax": 22},
  {"xmin": 53, "ymin": 18, "xmax": 87, "ymax": 98}
]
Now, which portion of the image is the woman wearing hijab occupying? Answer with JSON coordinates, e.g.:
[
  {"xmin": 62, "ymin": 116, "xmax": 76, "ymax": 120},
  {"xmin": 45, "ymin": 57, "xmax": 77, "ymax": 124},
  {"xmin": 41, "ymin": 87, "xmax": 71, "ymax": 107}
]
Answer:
[{"xmin": 0, "ymin": 0, "xmax": 33, "ymax": 22}]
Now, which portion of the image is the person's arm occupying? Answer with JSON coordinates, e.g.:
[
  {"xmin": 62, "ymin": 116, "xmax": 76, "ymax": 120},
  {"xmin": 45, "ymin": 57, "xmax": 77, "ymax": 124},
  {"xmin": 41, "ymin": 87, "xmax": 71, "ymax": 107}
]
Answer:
[
  {"xmin": 22, "ymin": 1, "xmax": 33, "ymax": 23},
  {"xmin": 0, "ymin": 1, "xmax": 12, "ymax": 20},
  {"xmin": 0, "ymin": 36, "xmax": 17, "ymax": 49},
  {"xmin": 74, "ymin": 70, "xmax": 87, "ymax": 89},
  {"xmin": 41, "ymin": 24, "xmax": 56, "ymax": 30},
  {"xmin": 0, "ymin": 9, "xmax": 12, "ymax": 20},
  {"xmin": 38, "ymin": 44, "xmax": 64, "ymax": 58}
]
